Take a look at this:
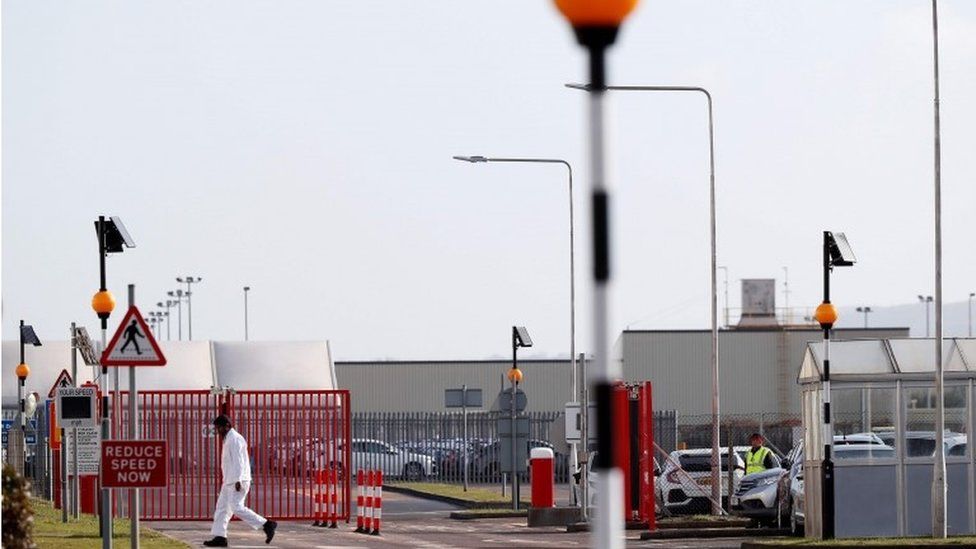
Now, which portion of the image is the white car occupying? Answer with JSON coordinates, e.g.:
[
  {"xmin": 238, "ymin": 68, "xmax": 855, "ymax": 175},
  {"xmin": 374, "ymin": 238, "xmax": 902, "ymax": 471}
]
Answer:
[
  {"xmin": 345, "ymin": 438, "xmax": 436, "ymax": 481},
  {"xmin": 658, "ymin": 447, "xmax": 749, "ymax": 515}
]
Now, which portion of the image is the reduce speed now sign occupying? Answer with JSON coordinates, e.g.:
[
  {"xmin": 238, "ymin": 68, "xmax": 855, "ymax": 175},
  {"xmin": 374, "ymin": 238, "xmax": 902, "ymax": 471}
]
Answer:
[{"xmin": 101, "ymin": 440, "xmax": 168, "ymax": 488}]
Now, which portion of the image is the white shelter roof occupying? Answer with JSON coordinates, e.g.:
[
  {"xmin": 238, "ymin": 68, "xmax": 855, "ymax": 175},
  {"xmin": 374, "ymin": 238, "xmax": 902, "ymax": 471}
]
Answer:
[{"xmin": 799, "ymin": 337, "xmax": 975, "ymax": 384}]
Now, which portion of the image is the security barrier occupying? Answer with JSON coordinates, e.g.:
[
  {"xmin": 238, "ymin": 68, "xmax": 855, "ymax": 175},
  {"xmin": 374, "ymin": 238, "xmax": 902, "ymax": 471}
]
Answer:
[{"xmin": 108, "ymin": 389, "xmax": 350, "ymax": 521}]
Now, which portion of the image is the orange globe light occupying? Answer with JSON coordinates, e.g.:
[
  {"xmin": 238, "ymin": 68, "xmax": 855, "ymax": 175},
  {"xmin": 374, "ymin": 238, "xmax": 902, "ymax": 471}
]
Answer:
[
  {"xmin": 15, "ymin": 363, "xmax": 30, "ymax": 380},
  {"xmin": 91, "ymin": 290, "xmax": 116, "ymax": 318},
  {"xmin": 507, "ymin": 367, "xmax": 524, "ymax": 385},
  {"xmin": 554, "ymin": 0, "xmax": 639, "ymax": 27},
  {"xmin": 814, "ymin": 302, "xmax": 838, "ymax": 328}
]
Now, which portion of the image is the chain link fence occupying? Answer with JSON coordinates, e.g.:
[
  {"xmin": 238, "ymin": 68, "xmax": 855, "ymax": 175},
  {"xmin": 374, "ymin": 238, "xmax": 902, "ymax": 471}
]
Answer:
[{"xmin": 673, "ymin": 412, "xmax": 802, "ymax": 458}]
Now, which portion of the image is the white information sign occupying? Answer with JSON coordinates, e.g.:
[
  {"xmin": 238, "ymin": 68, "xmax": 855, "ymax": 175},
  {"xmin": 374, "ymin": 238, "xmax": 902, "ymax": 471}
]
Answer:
[{"xmin": 65, "ymin": 426, "xmax": 101, "ymax": 475}]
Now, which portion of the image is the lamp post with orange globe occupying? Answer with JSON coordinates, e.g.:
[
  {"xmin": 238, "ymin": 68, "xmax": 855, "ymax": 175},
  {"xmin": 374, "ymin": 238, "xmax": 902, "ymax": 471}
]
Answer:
[
  {"xmin": 553, "ymin": 0, "xmax": 638, "ymax": 545},
  {"xmin": 509, "ymin": 327, "xmax": 532, "ymax": 510},
  {"xmin": 816, "ymin": 231, "xmax": 856, "ymax": 540},
  {"xmin": 92, "ymin": 215, "xmax": 134, "ymax": 549}
]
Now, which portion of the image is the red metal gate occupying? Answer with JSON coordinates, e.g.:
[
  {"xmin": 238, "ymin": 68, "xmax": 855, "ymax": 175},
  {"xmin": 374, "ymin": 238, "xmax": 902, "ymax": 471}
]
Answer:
[{"xmin": 111, "ymin": 389, "xmax": 350, "ymax": 521}]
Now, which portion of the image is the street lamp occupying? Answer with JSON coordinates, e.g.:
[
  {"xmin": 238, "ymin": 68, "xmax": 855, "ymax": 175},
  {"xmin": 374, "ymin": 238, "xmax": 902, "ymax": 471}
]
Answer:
[
  {"xmin": 167, "ymin": 290, "xmax": 185, "ymax": 341},
  {"xmin": 243, "ymin": 286, "xmax": 251, "ymax": 341},
  {"xmin": 157, "ymin": 300, "xmax": 176, "ymax": 341},
  {"xmin": 509, "ymin": 326, "xmax": 532, "ymax": 510},
  {"xmin": 918, "ymin": 295, "xmax": 933, "ymax": 338},
  {"xmin": 91, "ymin": 215, "xmax": 133, "ymax": 549},
  {"xmin": 969, "ymin": 293, "xmax": 974, "ymax": 338},
  {"xmin": 856, "ymin": 306, "xmax": 873, "ymax": 328},
  {"xmin": 554, "ymin": 1, "xmax": 639, "ymax": 545},
  {"xmin": 930, "ymin": 1, "xmax": 947, "ymax": 536},
  {"xmin": 814, "ymin": 231, "xmax": 856, "ymax": 540},
  {"xmin": 565, "ymin": 81, "xmax": 721, "ymax": 513},
  {"xmin": 452, "ymin": 154, "xmax": 579, "ymax": 494},
  {"xmin": 176, "ymin": 276, "xmax": 202, "ymax": 340}
]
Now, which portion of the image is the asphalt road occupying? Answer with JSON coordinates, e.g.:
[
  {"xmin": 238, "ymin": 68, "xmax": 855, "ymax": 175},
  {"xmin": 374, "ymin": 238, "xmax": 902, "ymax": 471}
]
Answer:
[{"xmin": 148, "ymin": 491, "xmax": 761, "ymax": 548}]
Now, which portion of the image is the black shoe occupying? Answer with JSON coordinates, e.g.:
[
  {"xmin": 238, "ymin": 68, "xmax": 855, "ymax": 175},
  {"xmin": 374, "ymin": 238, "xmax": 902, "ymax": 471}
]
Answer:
[
  {"xmin": 203, "ymin": 537, "xmax": 228, "ymax": 547},
  {"xmin": 263, "ymin": 520, "xmax": 277, "ymax": 544}
]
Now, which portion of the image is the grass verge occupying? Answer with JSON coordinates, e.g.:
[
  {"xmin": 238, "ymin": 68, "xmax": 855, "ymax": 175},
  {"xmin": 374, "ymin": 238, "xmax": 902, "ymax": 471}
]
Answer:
[
  {"xmin": 749, "ymin": 536, "xmax": 976, "ymax": 546},
  {"xmin": 31, "ymin": 498, "xmax": 189, "ymax": 549}
]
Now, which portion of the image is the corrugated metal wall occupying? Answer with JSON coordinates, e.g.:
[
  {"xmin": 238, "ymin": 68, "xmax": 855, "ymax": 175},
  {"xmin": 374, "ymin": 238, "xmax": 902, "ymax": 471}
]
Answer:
[
  {"xmin": 334, "ymin": 359, "xmax": 577, "ymax": 413},
  {"xmin": 334, "ymin": 328, "xmax": 909, "ymax": 416},
  {"xmin": 621, "ymin": 328, "xmax": 909, "ymax": 417}
]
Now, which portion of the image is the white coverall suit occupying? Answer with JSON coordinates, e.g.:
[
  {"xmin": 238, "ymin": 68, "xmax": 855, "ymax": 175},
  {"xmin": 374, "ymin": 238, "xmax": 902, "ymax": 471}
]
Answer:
[{"xmin": 210, "ymin": 428, "xmax": 267, "ymax": 537}]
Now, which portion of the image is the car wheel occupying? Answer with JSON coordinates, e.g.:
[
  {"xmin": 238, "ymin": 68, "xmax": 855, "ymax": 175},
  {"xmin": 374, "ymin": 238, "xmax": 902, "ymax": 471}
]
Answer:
[{"xmin": 404, "ymin": 462, "xmax": 424, "ymax": 481}]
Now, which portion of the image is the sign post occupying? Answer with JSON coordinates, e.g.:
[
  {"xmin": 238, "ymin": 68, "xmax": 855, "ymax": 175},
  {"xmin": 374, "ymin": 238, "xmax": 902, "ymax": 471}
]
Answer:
[
  {"xmin": 100, "ymin": 288, "xmax": 166, "ymax": 549},
  {"xmin": 445, "ymin": 387, "xmax": 483, "ymax": 491}
]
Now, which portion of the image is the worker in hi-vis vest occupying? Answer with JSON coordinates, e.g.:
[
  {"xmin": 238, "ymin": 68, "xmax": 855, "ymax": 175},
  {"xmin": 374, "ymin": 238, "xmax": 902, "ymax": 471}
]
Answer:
[{"xmin": 743, "ymin": 433, "xmax": 776, "ymax": 475}]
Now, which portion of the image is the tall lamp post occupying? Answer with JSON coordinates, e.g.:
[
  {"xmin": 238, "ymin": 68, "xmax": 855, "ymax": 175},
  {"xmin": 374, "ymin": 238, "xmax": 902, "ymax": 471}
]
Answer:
[
  {"xmin": 509, "ymin": 327, "xmax": 532, "ymax": 511},
  {"xmin": 554, "ymin": 1, "xmax": 639, "ymax": 545},
  {"xmin": 157, "ymin": 300, "xmax": 176, "ymax": 341},
  {"xmin": 969, "ymin": 293, "xmax": 974, "ymax": 338},
  {"xmin": 565, "ymin": 82, "xmax": 721, "ymax": 513},
  {"xmin": 718, "ymin": 266, "xmax": 730, "ymax": 327},
  {"xmin": 856, "ymin": 306, "xmax": 872, "ymax": 328},
  {"xmin": 14, "ymin": 322, "xmax": 41, "ymax": 477},
  {"xmin": 91, "ymin": 215, "xmax": 134, "ymax": 549},
  {"xmin": 930, "ymin": 0, "xmax": 947, "ymax": 537},
  {"xmin": 453, "ymin": 155, "xmax": 579, "ymax": 497},
  {"xmin": 243, "ymin": 286, "xmax": 251, "ymax": 341},
  {"xmin": 918, "ymin": 295, "xmax": 933, "ymax": 337},
  {"xmin": 814, "ymin": 231, "xmax": 856, "ymax": 540},
  {"xmin": 176, "ymin": 276, "xmax": 202, "ymax": 340},
  {"xmin": 167, "ymin": 290, "xmax": 185, "ymax": 341}
]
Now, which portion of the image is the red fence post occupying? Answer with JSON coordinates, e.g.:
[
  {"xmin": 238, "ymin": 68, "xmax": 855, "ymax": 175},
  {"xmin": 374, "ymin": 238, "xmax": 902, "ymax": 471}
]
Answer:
[{"xmin": 612, "ymin": 384, "xmax": 632, "ymax": 521}]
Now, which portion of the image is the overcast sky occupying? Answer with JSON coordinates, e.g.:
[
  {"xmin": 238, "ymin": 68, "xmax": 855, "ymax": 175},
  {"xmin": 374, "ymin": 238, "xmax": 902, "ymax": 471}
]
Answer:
[{"xmin": 3, "ymin": 1, "xmax": 974, "ymax": 360}]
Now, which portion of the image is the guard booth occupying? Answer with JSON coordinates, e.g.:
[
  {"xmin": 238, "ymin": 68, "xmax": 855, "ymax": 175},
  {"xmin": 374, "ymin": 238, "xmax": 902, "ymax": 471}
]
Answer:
[{"xmin": 799, "ymin": 337, "xmax": 975, "ymax": 538}]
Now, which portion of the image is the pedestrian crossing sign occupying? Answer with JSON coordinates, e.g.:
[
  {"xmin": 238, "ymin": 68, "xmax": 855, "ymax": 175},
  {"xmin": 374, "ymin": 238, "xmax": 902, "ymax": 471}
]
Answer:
[{"xmin": 100, "ymin": 306, "xmax": 166, "ymax": 366}]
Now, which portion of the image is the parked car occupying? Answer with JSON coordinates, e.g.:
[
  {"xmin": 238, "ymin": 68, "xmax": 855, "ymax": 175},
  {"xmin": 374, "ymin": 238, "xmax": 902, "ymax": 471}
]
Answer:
[
  {"xmin": 731, "ymin": 443, "xmax": 798, "ymax": 527},
  {"xmin": 346, "ymin": 439, "xmax": 436, "ymax": 480},
  {"xmin": 833, "ymin": 432, "xmax": 885, "ymax": 446},
  {"xmin": 575, "ymin": 451, "xmax": 663, "ymax": 514},
  {"xmin": 471, "ymin": 439, "xmax": 569, "ymax": 482},
  {"xmin": 295, "ymin": 438, "xmax": 436, "ymax": 480},
  {"xmin": 875, "ymin": 430, "xmax": 966, "ymax": 457},
  {"xmin": 658, "ymin": 447, "xmax": 751, "ymax": 515}
]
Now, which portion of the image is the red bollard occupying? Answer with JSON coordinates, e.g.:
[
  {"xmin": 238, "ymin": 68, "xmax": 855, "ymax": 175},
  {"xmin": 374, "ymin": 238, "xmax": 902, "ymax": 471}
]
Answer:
[
  {"xmin": 530, "ymin": 447, "xmax": 555, "ymax": 508},
  {"xmin": 363, "ymin": 470, "xmax": 374, "ymax": 534},
  {"xmin": 328, "ymin": 467, "xmax": 338, "ymax": 528},
  {"xmin": 355, "ymin": 469, "xmax": 365, "ymax": 532},
  {"xmin": 371, "ymin": 471, "xmax": 383, "ymax": 535}
]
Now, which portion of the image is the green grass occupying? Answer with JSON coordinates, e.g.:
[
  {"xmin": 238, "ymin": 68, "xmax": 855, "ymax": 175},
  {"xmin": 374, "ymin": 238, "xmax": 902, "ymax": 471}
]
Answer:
[
  {"xmin": 753, "ymin": 536, "xmax": 976, "ymax": 546},
  {"xmin": 31, "ymin": 498, "xmax": 188, "ymax": 549},
  {"xmin": 389, "ymin": 481, "xmax": 529, "ymax": 505}
]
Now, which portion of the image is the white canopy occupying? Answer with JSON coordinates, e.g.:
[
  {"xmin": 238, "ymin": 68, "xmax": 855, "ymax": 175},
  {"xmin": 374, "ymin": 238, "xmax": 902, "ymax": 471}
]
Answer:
[
  {"xmin": 2, "ymin": 340, "xmax": 336, "ymax": 407},
  {"xmin": 799, "ymin": 337, "xmax": 975, "ymax": 384}
]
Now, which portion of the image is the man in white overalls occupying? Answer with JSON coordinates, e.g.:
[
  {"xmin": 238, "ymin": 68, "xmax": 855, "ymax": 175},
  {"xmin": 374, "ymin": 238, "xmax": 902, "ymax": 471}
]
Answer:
[{"xmin": 204, "ymin": 415, "xmax": 278, "ymax": 547}]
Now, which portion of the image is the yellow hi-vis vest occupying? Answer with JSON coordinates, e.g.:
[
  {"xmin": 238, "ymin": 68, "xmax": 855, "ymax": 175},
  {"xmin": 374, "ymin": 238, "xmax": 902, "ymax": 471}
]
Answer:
[{"xmin": 746, "ymin": 446, "xmax": 771, "ymax": 475}]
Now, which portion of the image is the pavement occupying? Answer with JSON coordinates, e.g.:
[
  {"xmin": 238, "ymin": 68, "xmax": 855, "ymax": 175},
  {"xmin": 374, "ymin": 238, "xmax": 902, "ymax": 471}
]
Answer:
[{"xmin": 147, "ymin": 490, "xmax": 763, "ymax": 548}]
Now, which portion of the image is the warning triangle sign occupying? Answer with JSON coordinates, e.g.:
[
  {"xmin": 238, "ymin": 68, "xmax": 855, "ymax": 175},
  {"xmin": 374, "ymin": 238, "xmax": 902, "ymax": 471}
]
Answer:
[
  {"xmin": 47, "ymin": 369, "xmax": 74, "ymax": 399},
  {"xmin": 100, "ymin": 306, "xmax": 167, "ymax": 367}
]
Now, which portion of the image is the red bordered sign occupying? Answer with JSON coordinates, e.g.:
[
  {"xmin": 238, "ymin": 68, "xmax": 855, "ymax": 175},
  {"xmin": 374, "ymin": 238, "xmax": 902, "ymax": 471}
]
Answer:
[{"xmin": 100, "ymin": 306, "xmax": 166, "ymax": 366}]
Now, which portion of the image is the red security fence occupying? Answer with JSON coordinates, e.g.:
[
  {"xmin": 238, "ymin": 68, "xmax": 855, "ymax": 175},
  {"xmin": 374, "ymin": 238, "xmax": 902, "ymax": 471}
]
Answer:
[{"xmin": 105, "ymin": 389, "xmax": 350, "ymax": 521}]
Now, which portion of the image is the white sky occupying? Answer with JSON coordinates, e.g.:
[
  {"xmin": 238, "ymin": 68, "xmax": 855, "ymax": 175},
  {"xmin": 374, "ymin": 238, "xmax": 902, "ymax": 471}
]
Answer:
[{"xmin": 3, "ymin": 1, "xmax": 975, "ymax": 360}]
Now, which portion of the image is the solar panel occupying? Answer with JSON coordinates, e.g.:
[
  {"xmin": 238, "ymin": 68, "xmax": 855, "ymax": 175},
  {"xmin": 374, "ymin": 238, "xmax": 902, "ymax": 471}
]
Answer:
[
  {"xmin": 20, "ymin": 325, "xmax": 41, "ymax": 346},
  {"xmin": 828, "ymin": 232, "xmax": 857, "ymax": 266},
  {"xmin": 111, "ymin": 216, "xmax": 136, "ymax": 248},
  {"xmin": 75, "ymin": 327, "xmax": 100, "ymax": 366},
  {"xmin": 515, "ymin": 326, "xmax": 533, "ymax": 347}
]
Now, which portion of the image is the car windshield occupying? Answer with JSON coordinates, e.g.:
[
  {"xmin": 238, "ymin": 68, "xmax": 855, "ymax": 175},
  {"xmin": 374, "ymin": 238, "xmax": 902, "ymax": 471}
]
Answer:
[
  {"xmin": 906, "ymin": 438, "xmax": 937, "ymax": 457},
  {"xmin": 678, "ymin": 454, "xmax": 732, "ymax": 472}
]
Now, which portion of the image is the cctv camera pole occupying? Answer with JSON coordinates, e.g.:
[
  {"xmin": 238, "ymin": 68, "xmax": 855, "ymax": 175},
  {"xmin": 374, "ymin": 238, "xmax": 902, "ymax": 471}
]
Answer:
[{"xmin": 930, "ymin": 0, "xmax": 947, "ymax": 537}]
